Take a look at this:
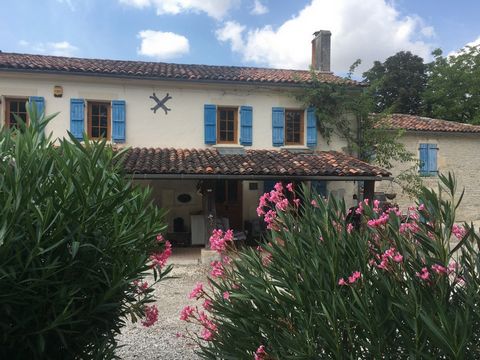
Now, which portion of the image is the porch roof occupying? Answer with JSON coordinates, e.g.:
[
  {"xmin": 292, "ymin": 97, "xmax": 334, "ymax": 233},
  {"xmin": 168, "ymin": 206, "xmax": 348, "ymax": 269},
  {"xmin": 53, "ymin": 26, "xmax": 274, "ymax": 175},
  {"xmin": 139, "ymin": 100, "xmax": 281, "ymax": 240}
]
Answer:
[{"xmin": 121, "ymin": 148, "xmax": 391, "ymax": 181}]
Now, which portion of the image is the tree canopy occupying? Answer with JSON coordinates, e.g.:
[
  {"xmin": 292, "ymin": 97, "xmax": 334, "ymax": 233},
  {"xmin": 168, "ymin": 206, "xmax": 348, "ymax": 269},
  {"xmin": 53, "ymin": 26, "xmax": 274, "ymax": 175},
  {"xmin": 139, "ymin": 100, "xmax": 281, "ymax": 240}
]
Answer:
[{"xmin": 362, "ymin": 51, "xmax": 427, "ymax": 115}]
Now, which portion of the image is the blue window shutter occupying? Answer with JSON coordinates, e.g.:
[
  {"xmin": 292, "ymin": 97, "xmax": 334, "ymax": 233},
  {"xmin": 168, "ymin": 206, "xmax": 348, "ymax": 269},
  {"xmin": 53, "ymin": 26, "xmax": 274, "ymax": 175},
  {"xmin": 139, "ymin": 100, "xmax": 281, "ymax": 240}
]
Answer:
[
  {"xmin": 419, "ymin": 143, "xmax": 428, "ymax": 175},
  {"xmin": 306, "ymin": 107, "xmax": 317, "ymax": 147},
  {"xmin": 428, "ymin": 144, "xmax": 438, "ymax": 175},
  {"xmin": 70, "ymin": 99, "xmax": 85, "ymax": 140},
  {"xmin": 204, "ymin": 104, "xmax": 216, "ymax": 144},
  {"xmin": 112, "ymin": 100, "xmax": 126, "ymax": 143},
  {"xmin": 240, "ymin": 105, "xmax": 253, "ymax": 146},
  {"xmin": 272, "ymin": 107, "xmax": 285, "ymax": 147},
  {"xmin": 29, "ymin": 96, "xmax": 45, "ymax": 116}
]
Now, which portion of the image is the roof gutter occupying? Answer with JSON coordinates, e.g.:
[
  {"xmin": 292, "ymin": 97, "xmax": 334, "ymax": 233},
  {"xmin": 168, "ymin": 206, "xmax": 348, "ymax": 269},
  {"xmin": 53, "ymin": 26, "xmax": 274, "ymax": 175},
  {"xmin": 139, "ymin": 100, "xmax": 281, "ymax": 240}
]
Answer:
[{"xmin": 127, "ymin": 173, "xmax": 391, "ymax": 181}]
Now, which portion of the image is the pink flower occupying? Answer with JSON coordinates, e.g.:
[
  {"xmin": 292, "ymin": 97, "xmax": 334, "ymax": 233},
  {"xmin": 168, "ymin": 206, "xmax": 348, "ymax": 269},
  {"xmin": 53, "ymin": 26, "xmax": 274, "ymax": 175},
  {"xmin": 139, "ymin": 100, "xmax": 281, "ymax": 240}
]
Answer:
[
  {"xmin": 452, "ymin": 224, "xmax": 466, "ymax": 240},
  {"xmin": 189, "ymin": 282, "xmax": 204, "ymax": 299},
  {"xmin": 133, "ymin": 280, "xmax": 149, "ymax": 294},
  {"xmin": 210, "ymin": 261, "xmax": 224, "ymax": 278},
  {"xmin": 416, "ymin": 267, "xmax": 430, "ymax": 281},
  {"xmin": 254, "ymin": 345, "xmax": 267, "ymax": 360},
  {"xmin": 275, "ymin": 198, "xmax": 289, "ymax": 212},
  {"xmin": 274, "ymin": 182, "xmax": 283, "ymax": 192},
  {"xmin": 180, "ymin": 305, "xmax": 195, "ymax": 321},
  {"xmin": 293, "ymin": 198, "xmax": 301, "ymax": 207},
  {"xmin": 200, "ymin": 328, "xmax": 214, "ymax": 341},
  {"xmin": 264, "ymin": 210, "xmax": 277, "ymax": 230},
  {"xmin": 223, "ymin": 291, "xmax": 230, "ymax": 300},
  {"xmin": 418, "ymin": 203, "xmax": 425, "ymax": 211},
  {"xmin": 311, "ymin": 199, "xmax": 319, "ymax": 208},
  {"xmin": 286, "ymin": 183, "xmax": 294, "ymax": 192},
  {"xmin": 209, "ymin": 229, "xmax": 234, "ymax": 253},
  {"xmin": 156, "ymin": 234, "xmax": 165, "ymax": 242},
  {"xmin": 262, "ymin": 253, "xmax": 273, "ymax": 266},
  {"xmin": 150, "ymin": 241, "xmax": 172, "ymax": 269},
  {"xmin": 338, "ymin": 278, "xmax": 347, "ymax": 286},
  {"xmin": 393, "ymin": 254, "xmax": 403, "ymax": 263},
  {"xmin": 348, "ymin": 271, "xmax": 362, "ymax": 284},
  {"xmin": 202, "ymin": 299, "xmax": 212, "ymax": 310},
  {"xmin": 431, "ymin": 264, "xmax": 447, "ymax": 274},
  {"xmin": 346, "ymin": 223, "xmax": 354, "ymax": 234},
  {"xmin": 141, "ymin": 304, "xmax": 159, "ymax": 327},
  {"xmin": 222, "ymin": 255, "xmax": 232, "ymax": 265}
]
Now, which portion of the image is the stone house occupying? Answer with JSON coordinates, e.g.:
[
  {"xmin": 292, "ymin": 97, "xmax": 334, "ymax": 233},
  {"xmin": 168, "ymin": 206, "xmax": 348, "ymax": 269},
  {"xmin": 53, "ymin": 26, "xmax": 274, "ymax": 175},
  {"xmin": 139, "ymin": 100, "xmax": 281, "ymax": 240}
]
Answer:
[
  {"xmin": 375, "ymin": 113, "xmax": 480, "ymax": 223},
  {"xmin": 0, "ymin": 31, "xmax": 390, "ymax": 246}
]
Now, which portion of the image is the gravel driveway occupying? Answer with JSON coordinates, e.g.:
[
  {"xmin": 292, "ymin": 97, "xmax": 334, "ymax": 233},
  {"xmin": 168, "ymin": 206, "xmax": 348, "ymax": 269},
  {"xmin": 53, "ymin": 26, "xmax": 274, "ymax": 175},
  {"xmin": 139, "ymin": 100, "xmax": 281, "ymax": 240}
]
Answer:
[{"xmin": 117, "ymin": 264, "xmax": 208, "ymax": 360}]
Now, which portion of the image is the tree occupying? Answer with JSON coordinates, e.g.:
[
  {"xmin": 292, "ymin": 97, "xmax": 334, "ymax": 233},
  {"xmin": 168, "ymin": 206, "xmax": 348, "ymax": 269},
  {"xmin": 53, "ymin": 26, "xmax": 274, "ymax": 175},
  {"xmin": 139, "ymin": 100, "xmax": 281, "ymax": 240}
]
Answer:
[
  {"xmin": 423, "ymin": 47, "xmax": 480, "ymax": 124},
  {"xmin": 363, "ymin": 51, "xmax": 427, "ymax": 114}
]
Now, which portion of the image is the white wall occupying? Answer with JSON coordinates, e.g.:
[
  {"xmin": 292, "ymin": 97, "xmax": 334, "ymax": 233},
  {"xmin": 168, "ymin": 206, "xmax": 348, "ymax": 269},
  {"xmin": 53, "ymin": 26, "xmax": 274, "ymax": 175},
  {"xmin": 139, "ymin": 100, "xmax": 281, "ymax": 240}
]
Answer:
[{"xmin": 0, "ymin": 72, "xmax": 350, "ymax": 152}]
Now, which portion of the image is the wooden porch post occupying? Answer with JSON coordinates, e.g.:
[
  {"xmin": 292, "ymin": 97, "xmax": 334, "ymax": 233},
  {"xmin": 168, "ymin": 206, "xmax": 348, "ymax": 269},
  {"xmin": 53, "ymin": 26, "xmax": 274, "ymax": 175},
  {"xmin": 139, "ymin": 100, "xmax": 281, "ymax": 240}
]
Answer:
[
  {"xmin": 363, "ymin": 180, "xmax": 375, "ymax": 202},
  {"xmin": 202, "ymin": 180, "xmax": 216, "ymax": 249}
]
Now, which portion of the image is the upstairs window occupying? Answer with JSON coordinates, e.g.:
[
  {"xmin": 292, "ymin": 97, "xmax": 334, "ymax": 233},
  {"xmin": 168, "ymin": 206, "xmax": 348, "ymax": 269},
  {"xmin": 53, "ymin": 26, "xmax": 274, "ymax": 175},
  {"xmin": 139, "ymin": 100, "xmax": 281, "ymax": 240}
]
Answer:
[
  {"xmin": 5, "ymin": 97, "xmax": 28, "ymax": 128},
  {"xmin": 217, "ymin": 107, "xmax": 238, "ymax": 144},
  {"xmin": 87, "ymin": 101, "xmax": 110, "ymax": 139},
  {"xmin": 285, "ymin": 109, "xmax": 304, "ymax": 145}
]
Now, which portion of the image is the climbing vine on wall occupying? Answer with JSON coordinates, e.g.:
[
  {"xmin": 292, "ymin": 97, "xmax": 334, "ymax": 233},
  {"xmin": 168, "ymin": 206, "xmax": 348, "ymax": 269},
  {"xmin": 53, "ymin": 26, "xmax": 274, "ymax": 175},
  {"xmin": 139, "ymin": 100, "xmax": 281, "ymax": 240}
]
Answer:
[{"xmin": 294, "ymin": 66, "xmax": 422, "ymax": 197}]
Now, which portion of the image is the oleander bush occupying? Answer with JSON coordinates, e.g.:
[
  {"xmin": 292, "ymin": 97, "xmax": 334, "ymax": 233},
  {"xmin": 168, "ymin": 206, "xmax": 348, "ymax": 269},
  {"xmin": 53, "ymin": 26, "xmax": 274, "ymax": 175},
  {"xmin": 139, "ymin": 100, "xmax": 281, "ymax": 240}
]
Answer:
[
  {"xmin": 182, "ymin": 176, "xmax": 480, "ymax": 359},
  {"xmin": 0, "ymin": 105, "xmax": 171, "ymax": 359}
]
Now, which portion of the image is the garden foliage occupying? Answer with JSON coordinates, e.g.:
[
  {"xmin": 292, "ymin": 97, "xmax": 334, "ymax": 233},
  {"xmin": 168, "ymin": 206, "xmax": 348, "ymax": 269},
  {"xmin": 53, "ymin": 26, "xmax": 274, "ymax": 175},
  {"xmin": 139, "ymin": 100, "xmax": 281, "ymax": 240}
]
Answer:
[
  {"xmin": 0, "ymin": 105, "xmax": 171, "ymax": 359},
  {"xmin": 182, "ymin": 176, "xmax": 480, "ymax": 359}
]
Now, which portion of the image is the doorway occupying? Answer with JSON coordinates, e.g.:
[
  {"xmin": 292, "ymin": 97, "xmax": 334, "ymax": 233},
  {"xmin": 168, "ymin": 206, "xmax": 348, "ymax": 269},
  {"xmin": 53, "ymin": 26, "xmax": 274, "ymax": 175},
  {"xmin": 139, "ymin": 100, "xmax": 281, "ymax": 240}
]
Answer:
[{"xmin": 215, "ymin": 180, "xmax": 243, "ymax": 230}]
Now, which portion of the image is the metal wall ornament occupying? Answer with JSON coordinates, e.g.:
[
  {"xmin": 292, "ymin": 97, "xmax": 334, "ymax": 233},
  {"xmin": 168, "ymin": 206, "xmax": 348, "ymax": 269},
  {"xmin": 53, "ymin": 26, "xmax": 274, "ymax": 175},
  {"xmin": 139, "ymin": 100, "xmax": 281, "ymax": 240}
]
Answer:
[{"xmin": 150, "ymin": 92, "xmax": 172, "ymax": 115}]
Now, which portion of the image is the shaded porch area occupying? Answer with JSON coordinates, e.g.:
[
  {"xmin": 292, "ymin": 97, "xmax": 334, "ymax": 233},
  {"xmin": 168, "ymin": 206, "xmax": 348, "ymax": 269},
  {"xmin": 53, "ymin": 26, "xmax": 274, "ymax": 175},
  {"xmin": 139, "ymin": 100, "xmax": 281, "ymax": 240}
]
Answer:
[{"xmin": 123, "ymin": 147, "xmax": 391, "ymax": 248}]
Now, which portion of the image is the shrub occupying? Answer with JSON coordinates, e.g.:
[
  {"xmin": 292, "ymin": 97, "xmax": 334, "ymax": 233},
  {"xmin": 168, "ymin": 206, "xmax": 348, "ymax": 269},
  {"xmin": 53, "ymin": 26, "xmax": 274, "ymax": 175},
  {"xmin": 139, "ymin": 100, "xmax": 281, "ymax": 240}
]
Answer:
[
  {"xmin": 181, "ymin": 176, "xmax": 480, "ymax": 359},
  {"xmin": 0, "ymin": 105, "xmax": 171, "ymax": 359}
]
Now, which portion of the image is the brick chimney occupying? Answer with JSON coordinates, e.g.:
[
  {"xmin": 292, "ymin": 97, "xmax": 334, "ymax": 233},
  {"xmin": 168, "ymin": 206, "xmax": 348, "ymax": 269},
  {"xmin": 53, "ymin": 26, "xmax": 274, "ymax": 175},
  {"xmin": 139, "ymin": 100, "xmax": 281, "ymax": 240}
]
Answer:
[{"xmin": 311, "ymin": 30, "xmax": 331, "ymax": 72}]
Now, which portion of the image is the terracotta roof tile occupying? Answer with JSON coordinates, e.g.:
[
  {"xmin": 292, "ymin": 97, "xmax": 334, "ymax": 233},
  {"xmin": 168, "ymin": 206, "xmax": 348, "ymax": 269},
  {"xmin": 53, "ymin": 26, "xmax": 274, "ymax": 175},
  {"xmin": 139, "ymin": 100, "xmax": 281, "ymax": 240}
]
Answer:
[
  {"xmin": 375, "ymin": 114, "xmax": 480, "ymax": 133},
  {"xmin": 120, "ymin": 148, "xmax": 390, "ymax": 178},
  {"xmin": 0, "ymin": 52, "xmax": 357, "ymax": 86}
]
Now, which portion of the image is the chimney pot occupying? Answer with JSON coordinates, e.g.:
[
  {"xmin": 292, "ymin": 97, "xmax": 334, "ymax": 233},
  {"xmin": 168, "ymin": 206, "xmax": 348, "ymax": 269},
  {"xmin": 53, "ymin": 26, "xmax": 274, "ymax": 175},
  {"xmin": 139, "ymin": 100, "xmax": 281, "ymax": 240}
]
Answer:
[{"xmin": 311, "ymin": 30, "xmax": 331, "ymax": 72}]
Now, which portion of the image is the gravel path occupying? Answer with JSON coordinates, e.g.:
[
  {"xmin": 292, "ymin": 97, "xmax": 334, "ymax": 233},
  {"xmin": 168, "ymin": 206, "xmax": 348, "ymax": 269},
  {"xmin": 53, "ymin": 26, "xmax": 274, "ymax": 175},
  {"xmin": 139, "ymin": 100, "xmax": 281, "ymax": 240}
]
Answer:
[{"xmin": 117, "ymin": 264, "xmax": 208, "ymax": 360}]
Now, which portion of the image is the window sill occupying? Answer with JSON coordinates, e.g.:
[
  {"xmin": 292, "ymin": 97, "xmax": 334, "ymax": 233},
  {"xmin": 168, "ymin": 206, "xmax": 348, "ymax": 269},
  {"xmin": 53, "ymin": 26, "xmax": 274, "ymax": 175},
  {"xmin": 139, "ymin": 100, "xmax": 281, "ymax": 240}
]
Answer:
[
  {"xmin": 213, "ymin": 144, "xmax": 245, "ymax": 155},
  {"xmin": 280, "ymin": 145, "xmax": 311, "ymax": 152}
]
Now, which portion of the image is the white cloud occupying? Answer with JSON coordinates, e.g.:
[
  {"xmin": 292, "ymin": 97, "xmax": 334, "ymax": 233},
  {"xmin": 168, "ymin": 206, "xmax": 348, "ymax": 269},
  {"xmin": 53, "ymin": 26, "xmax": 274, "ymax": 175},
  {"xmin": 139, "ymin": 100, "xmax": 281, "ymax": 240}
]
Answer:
[
  {"xmin": 216, "ymin": 0, "xmax": 436, "ymax": 73},
  {"xmin": 251, "ymin": 0, "xmax": 268, "ymax": 15},
  {"xmin": 137, "ymin": 30, "xmax": 190, "ymax": 60},
  {"xmin": 119, "ymin": 0, "xmax": 239, "ymax": 19},
  {"xmin": 19, "ymin": 40, "xmax": 78, "ymax": 56},
  {"xmin": 216, "ymin": 21, "xmax": 246, "ymax": 52},
  {"xmin": 448, "ymin": 35, "xmax": 480, "ymax": 57}
]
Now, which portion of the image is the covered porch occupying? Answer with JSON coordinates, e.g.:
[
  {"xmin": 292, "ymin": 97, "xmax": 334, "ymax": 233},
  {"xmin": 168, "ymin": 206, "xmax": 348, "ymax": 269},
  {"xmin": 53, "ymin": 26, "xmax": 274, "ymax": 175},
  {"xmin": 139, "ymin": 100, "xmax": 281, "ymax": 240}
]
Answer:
[{"xmin": 122, "ymin": 148, "xmax": 391, "ymax": 247}]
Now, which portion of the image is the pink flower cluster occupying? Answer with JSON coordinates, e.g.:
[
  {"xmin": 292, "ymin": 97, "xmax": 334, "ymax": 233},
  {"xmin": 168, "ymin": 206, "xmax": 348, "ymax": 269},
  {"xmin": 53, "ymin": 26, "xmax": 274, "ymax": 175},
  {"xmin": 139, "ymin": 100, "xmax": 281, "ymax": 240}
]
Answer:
[
  {"xmin": 371, "ymin": 247, "xmax": 403, "ymax": 270},
  {"xmin": 452, "ymin": 224, "xmax": 466, "ymax": 240},
  {"xmin": 133, "ymin": 280, "xmax": 149, "ymax": 294},
  {"xmin": 209, "ymin": 229, "xmax": 234, "ymax": 253},
  {"xmin": 416, "ymin": 267, "xmax": 430, "ymax": 281},
  {"xmin": 189, "ymin": 282, "xmax": 204, "ymax": 299},
  {"xmin": 367, "ymin": 213, "xmax": 389, "ymax": 228},
  {"xmin": 256, "ymin": 182, "xmax": 297, "ymax": 229},
  {"xmin": 150, "ymin": 240, "xmax": 172, "ymax": 269},
  {"xmin": 338, "ymin": 271, "xmax": 362, "ymax": 286},
  {"xmin": 141, "ymin": 304, "xmax": 159, "ymax": 327},
  {"xmin": 210, "ymin": 261, "xmax": 224, "ymax": 278},
  {"xmin": 180, "ymin": 305, "xmax": 195, "ymax": 321},
  {"xmin": 199, "ymin": 310, "xmax": 217, "ymax": 341},
  {"xmin": 255, "ymin": 345, "xmax": 267, "ymax": 360}
]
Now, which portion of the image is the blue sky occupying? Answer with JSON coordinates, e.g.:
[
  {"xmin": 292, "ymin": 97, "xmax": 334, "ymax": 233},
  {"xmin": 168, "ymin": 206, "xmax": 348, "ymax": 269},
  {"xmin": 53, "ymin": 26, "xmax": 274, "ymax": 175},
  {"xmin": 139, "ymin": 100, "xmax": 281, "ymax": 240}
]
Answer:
[{"xmin": 1, "ymin": 0, "xmax": 479, "ymax": 76}]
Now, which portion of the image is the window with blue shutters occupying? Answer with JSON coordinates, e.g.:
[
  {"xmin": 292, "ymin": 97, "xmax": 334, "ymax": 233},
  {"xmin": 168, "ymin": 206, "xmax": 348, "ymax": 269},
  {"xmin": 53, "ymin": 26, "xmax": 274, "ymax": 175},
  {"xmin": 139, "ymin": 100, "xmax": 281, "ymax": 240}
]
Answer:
[{"xmin": 419, "ymin": 143, "xmax": 438, "ymax": 176}]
